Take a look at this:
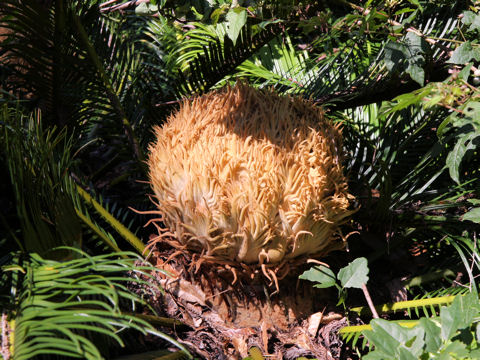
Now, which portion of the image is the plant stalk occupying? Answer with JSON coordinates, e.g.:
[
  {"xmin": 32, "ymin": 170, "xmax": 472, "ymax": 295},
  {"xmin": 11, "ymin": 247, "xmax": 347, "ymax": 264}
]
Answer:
[{"xmin": 362, "ymin": 283, "xmax": 379, "ymax": 319}]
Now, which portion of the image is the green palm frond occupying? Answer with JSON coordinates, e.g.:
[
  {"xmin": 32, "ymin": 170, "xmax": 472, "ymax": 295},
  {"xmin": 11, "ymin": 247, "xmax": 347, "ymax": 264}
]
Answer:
[
  {"xmin": 349, "ymin": 287, "xmax": 468, "ymax": 318},
  {"xmin": 340, "ymin": 290, "xmax": 479, "ymax": 351},
  {"xmin": 236, "ymin": 32, "xmax": 315, "ymax": 92},
  {"xmin": 75, "ymin": 185, "xmax": 146, "ymax": 255},
  {"xmin": 0, "ymin": 104, "xmax": 190, "ymax": 359},
  {"xmin": 2, "ymin": 106, "xmax": 81, "ymax": 258},
  {"xmin": 298, "ymin": 1, "xmax": 466, "ymax": 108},
  {"xmin": 340, "ymin": 95, "xmax": 479, "ymax": 296},
  {"xmin": 112, "ymin": 350, "xmax": 191, "ymax": 360},
  {"xmin": 0, "ymin": 1, "xmax": 90, "ymax": 126},
  {"xmin": 0, "ymin": 0, "xmax": 178, "ymax": 169},
  {"xmin": 342, "ymin": 103, "xmax": 449, "ymax": 214},
  {"xmin": 172, "ymin": 21, "xmax": 283, "ymax": 95},
  {"xmin": 1, "ymin": 104, "xmax": 149, "ymax": 258},
  {"xmin": 3, "ymin": 249, "xmax": 190, "ymax": 360}
]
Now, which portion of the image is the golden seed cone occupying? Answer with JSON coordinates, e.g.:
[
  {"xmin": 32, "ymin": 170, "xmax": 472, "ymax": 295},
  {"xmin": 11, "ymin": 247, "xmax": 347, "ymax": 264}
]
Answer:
[{"xmin": 148, "ymin": 83, "xmax": 354, "ymax": 265}]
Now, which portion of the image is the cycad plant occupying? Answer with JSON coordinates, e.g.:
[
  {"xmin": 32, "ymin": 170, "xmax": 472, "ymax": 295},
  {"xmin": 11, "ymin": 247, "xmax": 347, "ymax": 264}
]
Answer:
[
  {"xmin": 0, "ymin": 1, "xmax": 190, "ymax": 358},
  {"xmin": 138, "ymin": 0, "xmax": 480, "ymax": 357},
  {"xmin": 148, "ymin": 82, "xmax": 354, "ymax": 271},
  {"xmin": 2, "ymin": 0, "xmax": 480, "ymax": 358},
  {"xmin": 0, "ymin": 107, "xmax": 189, "ymax": 359}
]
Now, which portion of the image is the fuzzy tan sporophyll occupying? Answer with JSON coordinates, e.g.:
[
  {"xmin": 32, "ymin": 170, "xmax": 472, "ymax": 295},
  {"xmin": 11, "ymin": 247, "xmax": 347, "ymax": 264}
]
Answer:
[{"xmin": 148, "ymin": 83, "xmax": 354, "ymax": 266}]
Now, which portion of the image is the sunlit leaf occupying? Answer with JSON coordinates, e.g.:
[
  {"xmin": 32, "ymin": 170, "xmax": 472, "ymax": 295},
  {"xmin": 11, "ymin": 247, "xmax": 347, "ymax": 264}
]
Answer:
[
  {"xmin": 462, "ymin": 207, "xmax": 480, "ymax": 223},
  {"xmin": 226, "ymin": 8, "xmax": 247, "ymax": 45},
  {"xmin": 299, "ymin": 265, "xmax": 336, "ymax": 288},
  {"xmin": 447, "ymin": 42, "xmax": 480, "ymax": 64},
  {"xmin": 446, "ymin": 132, "xmax": 477, "ymax": 184},
  {"xmin": 338, "ymin": 257, "xmax": 369, "ymax": 289}
]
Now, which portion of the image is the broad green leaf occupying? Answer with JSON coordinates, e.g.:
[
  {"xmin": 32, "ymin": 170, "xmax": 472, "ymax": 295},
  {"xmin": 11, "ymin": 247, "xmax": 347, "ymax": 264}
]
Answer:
[
  {"xmin": 135, "ymin": 3, "xmax": 160, "ymax": 16},
  {"xmin": 459, "ymin": 292, "xmax": 480, "ymax": 325},
  {"xmin": 338, "ymin": 257, "xmax": 369, "ymax": 289},
  {"xmin": 384, "ymin": 33, "xmax": 428, "ymax": 85},
  {"xmin": 440, "ymin": 303, "xmax": 460, "ymax": 341},
  {"xmin": 397, "ymin": 346, "xmax": 419, "ymax": 360},
  {"xmin": 462, "ymin": 11, "xmax": 480, "ymax": 32},
  {"xmin": 363, "ymin": 351, "xmax": 390, "ymax": 360},
  {"xmin": 384, "ymin": 41, "xmax": 406, "ymax": 72},
  {"xmin": 226, "ymin": 8, "xmax": 247, "ymax": 45},
  {"xmin": 362, "ymin": 350, "xmax": 388, "ymax": 360},
  {"xmin": 470, "ymin": 349, "xmax": 480, "ymax": 359},
  {"xmin": 440, "ymin": 293, "xmax": 479, "ymax": 341},
  {"xmin": 405, "ymin": 32, "xmax": 429, "ymax": 54},
  {"xmin": 362, "ymin": 320, "xmax": 401, "ymax": 356},
  {"xmin": 423, "ymin": 95, "xmax": 444, "ymax": 108},
  {"xmin": 210, "ymin": 6, "xmax": 229, "ymax": 24},
  {"xmin": 463, "ymin": 207, "xmax": 480, "ymax": 223},
  {"xmin": 407, "ymin": 326, "xmax": 426, "ymax": 354},
  {"xmin": 383, "ymin": 85, "xmax": 432, "ymax": 115},
  {"xmin": 418, "ymin": 318, "xmax": 441, "ymax": 353},
  {"xmin": 404, "ymin": 33, "xmax": 428, "ymax": 85},
  {"xmin": 458, "ymin": 62, "xmax": 473, "ymax": 80},
  {"xmin": 299, "ymin": 265, "xmax": 336, "ymax": 288},
  {"xmin": 406, "ymin": 61, "xmax": 424, "ymax": 86},
  {"xmin": 363, "ymin": 320, "xmax": 426, "ymax": 359},
  {"xmin": 437, "ymin": 340, "xmax": 469, "ymax": 360},
  {"xmin": 447, "ymin": 42, "xmax": 480, "ymax": 64},
  {"xmin": 462, "ymin": 101, "xmax": 480, "ymax": 123},
  {"xmin": 446, "ymin": 132, "xmax": 477, "ymax": 184}
]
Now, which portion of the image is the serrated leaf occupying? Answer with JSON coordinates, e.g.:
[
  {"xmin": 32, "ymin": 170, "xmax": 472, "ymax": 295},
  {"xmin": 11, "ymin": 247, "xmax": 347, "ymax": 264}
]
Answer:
[
  {"xmin": 447, "ymin": 42, "xmax": 480, "ymax": 64},
  {"xmin": 338, "ymin": 257, "xmax": 369, "ymax": 289},
  {"xmin": 299, "ymin": 265, "xmax": 336, "ymax": 288},
  {"xmin": 462, "ymin": 101, "xmax": 480, "ymax": 122},
  {"xmin": 463, "ymin": 207, "xmax": 480, "ymax": 223},
  {"xmin": 384, "ymin": 33, "xmax": 428, "ymax": 85},
  {"xmin": 226, "ymin": 8, "xmax": 247, "ymax": 46}
]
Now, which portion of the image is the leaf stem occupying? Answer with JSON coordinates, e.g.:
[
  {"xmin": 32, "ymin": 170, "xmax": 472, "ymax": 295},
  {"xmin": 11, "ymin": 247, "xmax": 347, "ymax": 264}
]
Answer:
[
  {"xmin": 361, "ymin": 283, "xmax": 379, "ymax": 319},
  {"xmin": 76, "ymin": 185, "xmax": 146, "ymax": 256}
]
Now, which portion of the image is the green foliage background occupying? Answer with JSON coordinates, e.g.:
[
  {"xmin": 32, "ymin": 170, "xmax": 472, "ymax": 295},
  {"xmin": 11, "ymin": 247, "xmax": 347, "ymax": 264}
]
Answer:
[{"xmin": 1, "ymin": 0, "xmax": 480, "ymax": 358}]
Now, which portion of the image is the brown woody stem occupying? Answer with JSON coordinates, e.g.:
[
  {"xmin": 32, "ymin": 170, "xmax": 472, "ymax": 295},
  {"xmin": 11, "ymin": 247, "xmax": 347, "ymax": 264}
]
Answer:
[{"xmin": 362, "ymin": 283, "xmax": 379, "ymax": 319}]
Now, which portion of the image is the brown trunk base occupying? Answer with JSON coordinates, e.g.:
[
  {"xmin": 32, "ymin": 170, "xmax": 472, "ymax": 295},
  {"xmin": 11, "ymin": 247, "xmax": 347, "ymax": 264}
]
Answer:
[{"xmin": 148, "ymin": 248, "xmax": 347, "ymax": 359}]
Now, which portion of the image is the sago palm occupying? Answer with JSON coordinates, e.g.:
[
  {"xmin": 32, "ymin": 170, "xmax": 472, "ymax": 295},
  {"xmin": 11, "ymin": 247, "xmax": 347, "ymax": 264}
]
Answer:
[
  {"xmin": 136, "ymin": 0, "xmax": 480, "ymax": 358},
  {"xmin": 2, "ymin": 0, "xmax": 480, "ymax": 359}
]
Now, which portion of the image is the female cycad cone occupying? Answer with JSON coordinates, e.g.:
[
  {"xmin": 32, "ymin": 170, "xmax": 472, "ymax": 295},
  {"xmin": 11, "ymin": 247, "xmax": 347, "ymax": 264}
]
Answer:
[{"xmin": 148, "ymin": 83, "xmax": 354, "ymax": 267}]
